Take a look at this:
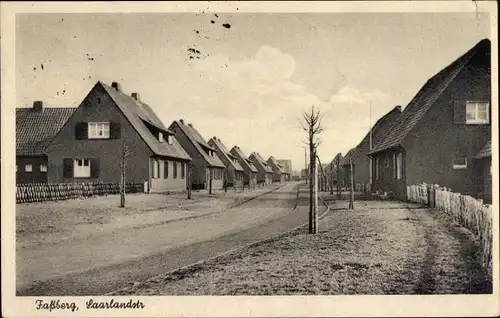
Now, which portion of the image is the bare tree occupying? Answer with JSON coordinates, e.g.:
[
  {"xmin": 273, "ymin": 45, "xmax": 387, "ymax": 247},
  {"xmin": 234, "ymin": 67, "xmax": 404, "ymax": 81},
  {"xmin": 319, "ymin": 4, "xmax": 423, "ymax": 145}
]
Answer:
[
  {"xmin": 300, "ymin": 105, "xmax": 323, "ymax": 234},
  {"xmin": 120, "ymin": 143, "xmax": 130, "ymax": 208}
]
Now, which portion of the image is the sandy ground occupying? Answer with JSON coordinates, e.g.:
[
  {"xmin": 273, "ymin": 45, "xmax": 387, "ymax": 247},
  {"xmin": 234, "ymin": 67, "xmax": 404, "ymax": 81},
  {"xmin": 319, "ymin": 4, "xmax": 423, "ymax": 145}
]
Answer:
[
  {"xmin": 17, "ymin": 182, "xmax": 302, "ymax": 294},
  {"xmin": 112, "ymin": 197, "xmax": 492, "ymax": 295},
  {"xmin": 16, "ymin": 186, "xmax": 279, "ymax": 248}
]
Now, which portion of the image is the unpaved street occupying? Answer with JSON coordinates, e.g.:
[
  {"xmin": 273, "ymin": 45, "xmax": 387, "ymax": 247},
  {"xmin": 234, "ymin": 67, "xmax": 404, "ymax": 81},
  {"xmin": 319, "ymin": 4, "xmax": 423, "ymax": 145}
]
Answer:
[{"xmin": 17, "ymin": 182, "xmax": 321, "ymax": 296}]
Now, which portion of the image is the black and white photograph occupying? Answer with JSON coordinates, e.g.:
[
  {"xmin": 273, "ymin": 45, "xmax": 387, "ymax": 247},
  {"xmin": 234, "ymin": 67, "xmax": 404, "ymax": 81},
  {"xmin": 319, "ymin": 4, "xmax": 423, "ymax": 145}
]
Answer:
[{"xmin": 1, "ymin": 1, "xmax": 498, "ymax": 317}]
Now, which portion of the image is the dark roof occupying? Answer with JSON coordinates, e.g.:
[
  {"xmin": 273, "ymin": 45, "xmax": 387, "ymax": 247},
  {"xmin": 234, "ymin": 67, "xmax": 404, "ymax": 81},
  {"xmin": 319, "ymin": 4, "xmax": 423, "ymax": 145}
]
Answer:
[
  {"xmin": 370, "ymin": 39, "xmax": 491, "ymax": 155},
  {"xmin": 343, "ymin": 106, "xmax": 402, "ymax": 165},
  {"xmin": 100, "ymin": 82, "xmax": 191, "ymax": 160},
  {"xmin": 16, "ymin": 107, "xmax": 76, "ymax": 156},
  {"xmin": 341, "ymin": 149, "xmax": 355, "ymax": 165},
  {"xmin": 230, "ymin": 146, "xmax": 258, "ymax": 172},
  {"xmin": 476, "ymin": 141, "xmax": 491, "ymax": 159},
  {"xmin": 209, "ymin": 138, "xmax": 244, "ymax": 171},
  {"xmin": 172, "ymin": 120, "xmax": 225, "ymax": 168},
  {"xmin": 267, "ymin": 156, "xmax": 285, "ymax": 173},
  {"xmin": 250, "ymin": 152, "xmax": 273, "ymax": 173}
]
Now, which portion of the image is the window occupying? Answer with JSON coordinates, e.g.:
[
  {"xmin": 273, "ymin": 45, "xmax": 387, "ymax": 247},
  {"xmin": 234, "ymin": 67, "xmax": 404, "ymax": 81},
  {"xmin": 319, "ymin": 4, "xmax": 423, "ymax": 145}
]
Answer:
[
  {"xmin": 375, "ymin": 158, "xmax": 380, "ymax": 180},
  {"xmin": 152, "ymin": 159, "xmax": 159, "ymax": 178},
  {"xmin": 25, "ymin": 164, "xmax": 32, "ymax": 172},
  {"xmin": 452, "ymin": 157, "xmax": 467, "ymax": 169},
  {"xmin": 164, "ymin": 160, "xmax": 169, "ymax": 179},
  {"xmin": 40, "ymin": 164, "xmax": 48, "ymax": 173},
  {"xmin": 158, "ymin": 132, "xmax": 164, "ymax": 143},
  {"xmin": 97, "ymin": 97, "xmax": 102, "ymax": 104},
  {"xmin": 88, "ymin": 122, "xmax": 110, "ymax": 139},
  {"xmin": 396, "ymin": 153, "xmax": 403, "ymax": 180},
  {"xmin": 166, "ymin": 134, "xmax": 172, "ymax": 145},
  {"xmin": 181, "ymin": 163, "xmax": 185, "ymax": 179},
  {"xmin": 466, "ymin": 101, "xmax": 489, "ymax": 124},
  {"xmin": 173, "ymin": 162, "xmax": 178, "ymax": 179},
  {"xmin": 392, "ymin": 153, "xmax": 397, "ymax": 179},
  {"xmin": 74, "ymin": 159, "xmax": 91, "ymax": 178}
]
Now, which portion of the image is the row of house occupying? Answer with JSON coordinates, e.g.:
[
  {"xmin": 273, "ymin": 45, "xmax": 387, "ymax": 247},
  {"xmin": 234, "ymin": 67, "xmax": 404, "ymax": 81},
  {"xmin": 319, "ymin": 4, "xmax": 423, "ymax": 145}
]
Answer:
[
  {"xmin": 327, "ymin": 38, "xmax": 492, "ymax": 203},
  {"xmin": 16, "ymin": 81, "xmax": 291, "ymax": 192}
]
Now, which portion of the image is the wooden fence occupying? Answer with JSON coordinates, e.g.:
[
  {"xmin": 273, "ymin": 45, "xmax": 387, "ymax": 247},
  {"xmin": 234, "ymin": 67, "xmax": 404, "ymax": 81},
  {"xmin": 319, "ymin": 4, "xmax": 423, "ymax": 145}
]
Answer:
[
  {"xmin": 407, "ymin": 183, "xmax": 492, "ymax": 270},
  {"xmin": 16, "ymin": 182, "xmax": 145, "ymax": 203}
]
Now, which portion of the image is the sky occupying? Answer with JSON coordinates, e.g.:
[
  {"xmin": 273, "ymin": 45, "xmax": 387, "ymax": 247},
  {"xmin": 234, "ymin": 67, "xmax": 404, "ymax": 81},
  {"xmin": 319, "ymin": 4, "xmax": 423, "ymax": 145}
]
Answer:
[{"xmin": 16, "ymin": 12, "xmax": 491, "ymax": 172}]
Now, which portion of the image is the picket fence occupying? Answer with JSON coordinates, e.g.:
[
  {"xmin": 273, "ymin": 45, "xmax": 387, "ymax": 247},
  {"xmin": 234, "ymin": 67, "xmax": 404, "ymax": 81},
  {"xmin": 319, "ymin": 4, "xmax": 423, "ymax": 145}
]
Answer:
[
  {"xmin": 16, "ymin": 182, "xmax": 145, "ymax": 203},
  {"xmin": 407, "ymin": 183, "xmax": 492, "ymax": 270}
]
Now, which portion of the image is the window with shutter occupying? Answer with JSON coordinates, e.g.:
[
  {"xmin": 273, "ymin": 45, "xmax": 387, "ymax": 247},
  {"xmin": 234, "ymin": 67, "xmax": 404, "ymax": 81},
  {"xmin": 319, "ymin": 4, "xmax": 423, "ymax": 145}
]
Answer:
[
  {"xmin": 164, "ymin": 160, "xmax": 169, "ymax": 179},
  {"xmin": 181, "ymin": 163, "xmax": 185, "ymax": 179},
  {"xmin": 74, "ymin": 159, "xmax": 91, "ymax": 178},
  {"xmin": 152, "ymin": 159, "xmax": 159, "ymax": 179},
  {"xmin": 465, "ymin": 101, "xmax": 489, "ymax": 124},
  {"xmin": 88, "ymin": 122, "xmax": 110, "ymax": 139},
  {"xmin": 173, "ymin": 162, "xmax": 178, "ymax": 179}
]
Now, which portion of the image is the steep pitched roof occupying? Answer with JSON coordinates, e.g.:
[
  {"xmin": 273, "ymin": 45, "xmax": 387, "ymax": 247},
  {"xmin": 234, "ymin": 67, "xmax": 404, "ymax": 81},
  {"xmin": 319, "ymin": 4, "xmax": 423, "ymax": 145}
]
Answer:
[
  {"xmin": 172, "ymin": 120, "xmax": 225, "ymax": 168},
  {"xmin": 251, "ymin": 152, "xmax": 273, "ymax": 173},
  {"xmin": 345, "ymin": 106, "xmax": 402, "ymax": 163},
  {"xmin": 209, "ymin": 137, "xmax": 244, "ymax": 171},
  {"xmin": 231, "ymin": 146, "xmax": 258, "ymax": 172},
  {"xmin": 16, "ymin": 107, "xmax": 76, "ymax": 156},
  {"xmin": 277, "ymin": 159, "xmax": 292, "ymax": 174},
  {"xmin": 267, "ymin": 156, "xmax": 285, "ymax": 173},
  {"xmin": 341, "ymin": 149, "xmax": 355, "ymax": 166},
  {"xmin": 370, "ymin": 39, "xmax": 491, "ymax": 155},
  {"xmin": 100, "ymin": 82, "xmax": 191, "ymax": 160},
  {"xmin": 476, "ymin": 140, "xmax": 491, "ymax": 159}
]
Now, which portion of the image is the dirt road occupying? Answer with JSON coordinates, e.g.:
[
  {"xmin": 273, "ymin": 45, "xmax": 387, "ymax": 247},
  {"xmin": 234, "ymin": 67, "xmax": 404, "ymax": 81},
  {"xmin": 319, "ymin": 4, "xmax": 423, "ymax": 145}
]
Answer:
[{"xmin": 17, "ymin": 181, "xmax": 321, "ymax": 296}]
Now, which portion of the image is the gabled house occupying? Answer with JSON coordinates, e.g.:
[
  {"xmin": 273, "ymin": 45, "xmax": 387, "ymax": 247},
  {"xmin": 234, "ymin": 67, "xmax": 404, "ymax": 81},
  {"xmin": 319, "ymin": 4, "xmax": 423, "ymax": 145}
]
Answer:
[
  {"xmin": 475, "ymin": 140, "xmax": 492, "ymax": 204},
  {"xmin": 340, "ymin": 149, "xmax": 355, "ymax": 189},
  {"xmin": 45, "ymin": 81, "xmax": 191, "ymax": 193},
  {"xmin": 341, "ymin": 106, "xmax": 402, "ymax": 192},
  {"xmin": 249, "ymin": 152, "xmax": 273, "ymax": 185},
  {"xmin": 267, "ymin": 156, "xmax": 286, "ymax": 183},
  {"xmin": 230, "ymin": 146, "xmax": 258, "ymax": 188},
  {"xmin": 208, "ymin": 137, "xmax": 245, "ymax": 188},
  {"xmin": 16, "ymin": 101, "xmax": 76, "ymax": 184},
  {"xmin": 277, "ymin": 159, "xmax": 292, "ymax": 181},
  {"xmin": 369, "ymin": 39, "xmax": 491, "ymax": 200},
  {"xmin": 169, "ymin": 120, "xmax": 226, "ymax": 190}
]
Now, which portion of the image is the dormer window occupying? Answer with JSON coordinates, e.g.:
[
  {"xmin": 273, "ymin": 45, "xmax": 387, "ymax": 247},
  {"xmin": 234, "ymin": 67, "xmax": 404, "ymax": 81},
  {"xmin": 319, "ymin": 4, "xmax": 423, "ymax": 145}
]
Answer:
[
  {"xmin": 166, "ymin": 134, "xmax": 172, "ymax": 145},
  {"xmin": 158, "ymin": 132, "xmax": 164, "ymax": 142}
]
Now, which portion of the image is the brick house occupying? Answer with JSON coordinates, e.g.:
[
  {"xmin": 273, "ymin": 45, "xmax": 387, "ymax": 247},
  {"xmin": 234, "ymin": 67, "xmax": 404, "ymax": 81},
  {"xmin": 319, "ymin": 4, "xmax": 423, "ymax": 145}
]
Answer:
[
  {"xmin": 230, "ymin": 146, "xmax": 258, "ymax": 187},
  {"xmin": 267, "ymin": 156, "xmax": 286, "ymax": 183},
  {"xmin": 277, "ymin": 159, "xmax": 292, "ymax": 181},
  {"xmin": 169, "ymin": 120, "xmax": 225, "ymax": 190},
  {"xmin": 368, "ymin": 39, "xmax": 491, "ymax": 200},
  {"xmin": 208, "ymin": 137, "xmax": 245, "ymax": 188},
  {"xmin": 45, "ymin": 81, "xmax": 192, "ymax": 193},
  {"xmin": 475, "ymin": 140, "xmax": 492, "ymax": 204},
  {"xmin": 16, "ymin": 101, "xmax": 75, "ymax": 184},
  {"xmin": 249, "ymin": 152, "xmax": 273, "ymax": 185},
  {"xmin": 341, "ymin": 106, "xmax": 402, "ymax": 192}
]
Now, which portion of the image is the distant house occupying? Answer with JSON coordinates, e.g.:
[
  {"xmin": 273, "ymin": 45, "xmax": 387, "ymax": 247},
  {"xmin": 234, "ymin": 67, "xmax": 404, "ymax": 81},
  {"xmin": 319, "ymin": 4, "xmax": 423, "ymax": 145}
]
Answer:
[
  {"xmin": 16, "ymin": 101, "xmax": 75, "ymax": 184},
  {"xmin": 230, "ymin": 146, "xmax": 258, "ymax": 188},
  {"xmin": 208, "ymin": 137, "xmax": 245, "ymax": 188},
  {"xmin": 169, "ymin": 120, "xmax": 225, "ymax": 190},
  {"xmin": 369, "ymin": 39, "xmax": 491, "ymax": 200},
  {"xmin": 341, "ymin": 106, "xmax": 402, "ymax": 192},
  {"xmin": 277, "ymin": 159, "xmax": 292, "ymax": 181},
  {"xmin": 45, "ymin": 81, "xmax": 191, "ymax": 193},
  {"xmin": 249, "ymin": 152, "xmax": 273, "ymax": 185},
  {"xmin": 475, "ymin": 140, "xmax": 492, "ymax": 204},
  {"xmin": 267, "ymin": 156, "xmax": 286, "ymax": 183},
  {"xmin": 331, "ymin": 153, "xmax": 344, "ymax": 186},
  {"xmin": 340, "ymin": 149, "xmax": 355, "ymax": 188}
]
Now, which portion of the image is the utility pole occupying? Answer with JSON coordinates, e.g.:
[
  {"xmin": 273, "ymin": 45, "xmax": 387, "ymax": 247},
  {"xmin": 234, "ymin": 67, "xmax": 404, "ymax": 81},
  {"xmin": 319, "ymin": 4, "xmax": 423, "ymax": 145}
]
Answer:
[
  {"xmin": 336, "ymin": 155, "xmax": 341, "ymax": 199},
  {"xmin": 349, "ymin": 159, "xmax": 354, "ymax": 209},
  {"xmin": 120, "ymin": 144, "xmax": 130, "ymax": 208},
  {"xmin": 209, "ymin": 168, "xmax": 213, "ymax": 195},
  {"xmin": 313, "ymin": 149, "xmax": 318, "ymax": 233},
  {"xmin": 330, "ymin": 161, "xmax": 334, "ymax": 195},
  {"xmin": 303, "ymin": 146, "xmax": 308, "ymax": 184}
]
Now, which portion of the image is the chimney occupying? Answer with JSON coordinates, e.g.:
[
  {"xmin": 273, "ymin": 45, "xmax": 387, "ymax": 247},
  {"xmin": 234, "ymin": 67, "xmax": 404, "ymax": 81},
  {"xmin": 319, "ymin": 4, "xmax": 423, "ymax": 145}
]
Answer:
[
  {"xmin": 111, "ymin": 82, "xmax": 121, "ymax": 91},
  {"xmin": 179, "ymin": 119, "xmax": 184, "ymax": 125},
  {"xmin": 188, "ymin": 123, "xmax": 193, "ymax": 128},
  {"xmin": 395, "ymin": 105, "xmax": 402, "ymax": 112},
  {"xmin": 131, "ymin": 92, "xmax": 140, "ymax": 101},
  {"xmin": 33, "ymin": 101, "xmax": 43, "ymax": 112}
]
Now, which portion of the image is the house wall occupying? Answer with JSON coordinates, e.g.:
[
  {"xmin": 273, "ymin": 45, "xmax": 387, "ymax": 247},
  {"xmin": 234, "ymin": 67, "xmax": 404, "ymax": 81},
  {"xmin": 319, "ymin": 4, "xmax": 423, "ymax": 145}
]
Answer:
[
  {"xmin": 371, "ymin": 148, "xmax": 407, "ymax": 199},
  {"xmin": 46, "ymin": 85, "xmax": 152, "ymax": 184},
  {"xmin": 210, "ymin": 167, "xmax": 224, "ymax": 190},
  {"xmin": 149, "ymin": 158, "xmax": 187, "ymax": 192},
  {"xmin": 170, "ymin": 123, "xmax": 209, "ymax": 189},
  {"xmin": 250, "ymin": 157, "xmax": 268, "ymax": 184},
  {"xmin": 16, "ymin": 156, "xmax": 48, "ymax": 184},
  {"xmin": 402, "ymin": 59, "xmax": 491, "ymax": 199}
]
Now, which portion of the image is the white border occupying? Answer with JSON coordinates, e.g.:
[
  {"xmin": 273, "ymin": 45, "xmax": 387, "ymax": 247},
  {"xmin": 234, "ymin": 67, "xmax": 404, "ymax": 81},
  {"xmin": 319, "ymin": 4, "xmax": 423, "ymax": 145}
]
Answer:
[{"xmin": 1, "ymin": 1, "xmax": 499, "ymax": 317}]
